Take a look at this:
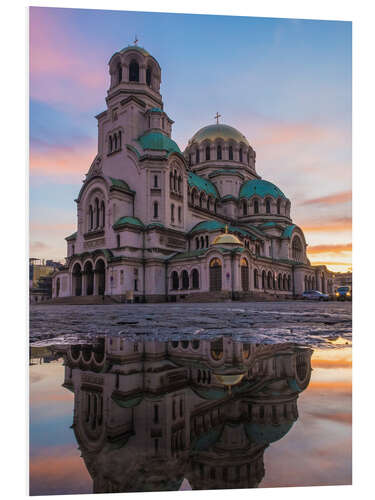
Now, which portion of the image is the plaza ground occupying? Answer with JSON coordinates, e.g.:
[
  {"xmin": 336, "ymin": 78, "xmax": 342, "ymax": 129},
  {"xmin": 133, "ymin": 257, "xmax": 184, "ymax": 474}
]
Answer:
[{"xmin": 30, "ymin": 300, "xmax": 352, "ymax": 347}]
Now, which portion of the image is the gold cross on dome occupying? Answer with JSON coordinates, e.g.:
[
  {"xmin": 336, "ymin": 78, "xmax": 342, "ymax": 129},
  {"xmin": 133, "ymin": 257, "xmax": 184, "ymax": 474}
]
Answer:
[
  {"xmin": 134, "ymin": 35, "xmax": 138, "ymax": 45},
  {"xmin": 214, "ymin": 112, "xmax": 221, "ymax": 124}
]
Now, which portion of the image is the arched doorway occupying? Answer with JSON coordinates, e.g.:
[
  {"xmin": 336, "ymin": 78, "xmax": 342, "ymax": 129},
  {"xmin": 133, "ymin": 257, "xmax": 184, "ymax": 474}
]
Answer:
[
  {"xmin": 209, "ymin": 258, "xmax": 222, "ymax": 291},
  {"xmin": 84, "ymin": 261, "xmax": 94, "ymax": 296},
  {"xmin": 95, "ymin": 260, "xmax": 106, "ymax": 296},
  {"xmin": 171, "ymin": 271, "xmax": 179, "ymax": 290},
  {"xmin": 56, "ymin": 278, "xmax": 60, "ymax": 297},
  {"xmin": 72, "ymin": 263, "xmax": 82, "ymax": 296},
  {"xmin": 241, "ymin": 258, "xmax": 249, "ymax": 291},
  {"xmin": 262, "ymin": 270, "xmax": 266, "ymax": 289},
  {"xmin": 267, "ymin": 271, "xmax": 273, "ymax": 289},
  {"xmin": 181, "ymin": 270, "xmax": 189, "ymax": 290},
  {"xmin": 192, "ymin": 269, "xmax": 199, "ymax": 289}
]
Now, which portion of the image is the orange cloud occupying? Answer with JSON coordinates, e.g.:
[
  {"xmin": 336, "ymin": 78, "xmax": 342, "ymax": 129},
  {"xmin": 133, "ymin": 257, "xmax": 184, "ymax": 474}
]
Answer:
[
  {"xmin": 254, "ymin": 122, "xmax": 341, "ymax": 147},
  {"xmin": 30, "ymin": 222, "xmax": 76, "ymax": 233},
  {"xmin": 308, "ymin": 381, "xmax": 352, "ymax": 393},
  {"xmin": 312, "ymin": 358, "xmax": 352, "ymax": 369},
  {"xmin": 309, "ymin": 412, "xmax": 352, "ymax": 425},
  {"xmin": 301, "ymin": 191, "xmax": 352, "ymax": 206},
  {"xmin": 307, "ymin": 243, "xmax": 352, "ymax": 255},
  {"xmin": 301, "ymin": 217, "xmax": 352, "ymax": 232}
]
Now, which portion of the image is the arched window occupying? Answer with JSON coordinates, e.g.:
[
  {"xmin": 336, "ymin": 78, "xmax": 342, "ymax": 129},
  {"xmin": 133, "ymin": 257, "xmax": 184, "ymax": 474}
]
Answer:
[
  {"xmin": 205, "ymin": 146, "xmax": 210, "ymax": 161},
  {"xmin": 178, "ymin": 176, "xmax": 182, "ymax": 193},
  {"xmin": 173, "ymin": 171, "xmax": 177, "ymax": 191},
  {"xmin": 117, "ymin": 62, "xmax": 122, "ymax": 84},
  {"xmin": 266, "ymin": 198, "xmax": 271, "ymax": 214},
  {"xmin": 95, "ymin": 198, "xmax": 100, "ymax": 228},
  {"xmin": 170, "ymin": 172, "xmax": 173, "ymax": 191},
  {"xmin": 109, "ymin": 136, "xmax": 113, "ymax": 153},
  {"xmin": 89, "ymin": 205, "xmax": 93, "ymax": 230},
  {"xmin": 278, "ymin": 274, "xmax": 282, "ymax": 290},
  {"xmin": 242, "ymin": 201, "xmax": 248, "ymax": 216},
  {"xmin": 205, "ymin": 235, "xmax": 209, "ymax": 247},
  {"xmin": 229, "ymin": 145, "xmax": 233, "ymax": 160},
  {"xmin": 262, "ymin": 270, "xmax": 266, "ymax": 289},
  {"xmin": 267, "ymin": 271, "xmax": 273, "ymax": 289},
  {"xmin": 171, "ymin": 204, "xmax": 175, "ymax": 223},
  {"xmin": 101, "ymin": 201, "xmax": 105, "ymax": 227},
  {"xmin": 178, "ymin": 206, "xmax": 182, "ymax": 222},
  {"xmin": 277, "ymin": 199, "xmax": 281, "ymax": 215},
  {"xmin": 181, "ymin": 270, "xmax": 189, "ymax": 290},
  {"xmin": 146, "ymin": 66, "xmax": 152, "ymax": 87},
  {"xmin": 153, "ymin": 201, "xmax": 159, "ymax": 218},
  {"xmin": 129, "ymin": 59, "xmax": 139, "ymax": 82},
  {"xmin": 117, "ymin": 234, "xmax": 120, "ymax": 248},
  {"xmin": 241, "ymin": 258, "xmax": 249, "ymax": 291},
  {"xmin": 114, "ymin": 134, "xmax": 118, "ymax": 151},
  {"xmin": 283, "ymin": 274, "xmax": 287, "ymax": 290},
  {"xmin": 196, "ymin": 149, "xmax": 200, "ymax": 163},
  {"xmin": 171, "ymin": 271, "xmax": 179, "ymax": 290},
  {"xmin": 254, "ymin": 269, "xmax": 259, "ymax": 289},
  {"xmin": 209, "ymin": 258, "xmax": 222, "ymax": 291},
  {"xmin": 199, "ymin": 193, "xmax": 205, "ymax": 208},
  {"xmin": 154, "ymin": 175, "xmax": 158, "ymax": 188},
  {"xmin": 217, "ymin": 145, "xmax": 222, "ymax": 160},
  {"xmin": 239, "ymin": 149, "xmax": 243, "ymax": 162},
  {"xmin": 254, "ymin": 199, "xmax": 259, "ymax": 214},
  {"xmin": 292, "ymin": 236, "xmax": 303, "ymax": 262},
  {"xmin": 195, "ymin": 237, "xmax": 199, "ymax": 249},
  {"xmin": 200, "ymin": 236, "xmax": 204, "ymax": 248}
]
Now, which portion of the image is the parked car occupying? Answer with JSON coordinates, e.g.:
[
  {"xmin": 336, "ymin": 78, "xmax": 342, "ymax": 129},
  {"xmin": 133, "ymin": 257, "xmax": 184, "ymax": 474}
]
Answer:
[
  {"xmin": 335, "ymin": 286, "xmax": 352, "ymax": 301},
  {"xmin": 302, "ymin": 290, "xmax": 330, "ymax": 301}
]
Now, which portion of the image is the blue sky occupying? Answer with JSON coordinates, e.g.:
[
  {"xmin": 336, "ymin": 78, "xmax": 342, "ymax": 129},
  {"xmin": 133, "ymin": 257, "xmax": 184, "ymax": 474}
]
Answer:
[{"xmin": 30, "ymin": 7, "xmax": 352, "ymax": 270}]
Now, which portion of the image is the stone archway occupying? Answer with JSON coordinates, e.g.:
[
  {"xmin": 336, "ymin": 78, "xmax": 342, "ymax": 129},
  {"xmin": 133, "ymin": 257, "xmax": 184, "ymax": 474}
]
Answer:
[
  {"xmin": 241, "ymin": 258, "xmax": 249, "ymax": 291},
  {"xmin": 72, "ymin": 263, "xmax": 82, "ymax": 296},
  {"xmin": 84, "ymin": 261, "xmax": 94, "ymax": 296}
]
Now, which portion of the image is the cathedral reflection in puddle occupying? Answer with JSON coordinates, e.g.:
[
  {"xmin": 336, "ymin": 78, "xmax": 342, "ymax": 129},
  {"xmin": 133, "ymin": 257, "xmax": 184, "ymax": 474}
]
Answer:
[{"xmin": 59, "ymin": 337, "xmax": 312, "ymax": 493}]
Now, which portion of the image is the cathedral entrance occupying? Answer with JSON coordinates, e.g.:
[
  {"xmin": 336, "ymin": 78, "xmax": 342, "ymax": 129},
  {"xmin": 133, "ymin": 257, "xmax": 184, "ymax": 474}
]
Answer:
[
  {"xmin": 84, "ymin": 261, "xmax": 94, "ymax": 296},
  {"xmin": 95, "ymin": 260, "xmax": 106, "ymax": 296},
  {"xmin": 209, "ymin": 258, "xmax": 222, "ymax": 291},
  {"xmin": 72, "ymin": 263, "xmax": 82, "ymax": 296},
  {"xmin": 241, "ymin": 258, "xmax": 249, "ymax": 291}
]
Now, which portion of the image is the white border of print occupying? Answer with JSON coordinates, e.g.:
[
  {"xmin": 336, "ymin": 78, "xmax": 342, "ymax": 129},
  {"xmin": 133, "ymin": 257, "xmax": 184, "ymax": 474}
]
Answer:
[{"xmin": 1, "ymin": 0, "xmax": 373, "ymax": 499}]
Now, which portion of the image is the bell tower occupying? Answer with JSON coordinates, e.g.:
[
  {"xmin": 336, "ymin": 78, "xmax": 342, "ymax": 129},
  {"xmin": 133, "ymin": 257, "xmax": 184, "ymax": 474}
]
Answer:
[{"xmin": 107, "ymin": 45, "xmax": 163, "ymax": 110}]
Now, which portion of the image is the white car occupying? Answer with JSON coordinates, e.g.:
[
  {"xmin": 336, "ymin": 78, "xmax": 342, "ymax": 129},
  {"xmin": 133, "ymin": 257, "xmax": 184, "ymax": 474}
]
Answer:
[{"xmin": 302, "ymin": 290, "xmax": 330, "ymax": 301}]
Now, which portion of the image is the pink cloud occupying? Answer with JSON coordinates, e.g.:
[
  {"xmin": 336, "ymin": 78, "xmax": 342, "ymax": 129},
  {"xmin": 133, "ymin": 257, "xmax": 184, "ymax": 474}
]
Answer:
[
  {"xmin": 29, "ymin": 8, "xmax": 107, "ymax": 109},
  {"xmin": 30, "ymin": 140, "xmax": 96, "ymax": 178},
  {"xmin": 301, "ymin": 190, "xmax": 352, "ymax": 206}
]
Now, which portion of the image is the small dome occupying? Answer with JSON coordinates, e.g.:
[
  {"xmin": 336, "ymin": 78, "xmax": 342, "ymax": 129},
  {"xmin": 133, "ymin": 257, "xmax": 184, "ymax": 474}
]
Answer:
[
  {"xmin": 214, "ymin": 371, "xmax": 246, "ymax": 387},
  {"xmin": 118, "ymin": 45, "xmax": 150, "ymax": 57},
  {"xmin": 239, "ymin": 179, "xmax": 287, "ymax": 199},
  {"xmin": 212, "ymin": 225, "xmax": 243, "ymax": 246},
  {"xmin": 189, "ymin": 124, "xmax": 250, "ymax": 146}
]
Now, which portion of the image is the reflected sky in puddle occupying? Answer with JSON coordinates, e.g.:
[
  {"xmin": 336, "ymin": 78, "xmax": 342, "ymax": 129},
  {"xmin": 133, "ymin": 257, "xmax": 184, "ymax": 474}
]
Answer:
[{"xmin": 29, "ymin": 338, "xmax": 351, "ymax": 495}]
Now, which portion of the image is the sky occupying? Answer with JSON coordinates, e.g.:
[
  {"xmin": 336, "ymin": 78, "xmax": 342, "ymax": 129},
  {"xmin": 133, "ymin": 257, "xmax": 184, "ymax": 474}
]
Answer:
[{"xmin": 29, "ymin": 7, "xmax": 352, "ymax": 272}]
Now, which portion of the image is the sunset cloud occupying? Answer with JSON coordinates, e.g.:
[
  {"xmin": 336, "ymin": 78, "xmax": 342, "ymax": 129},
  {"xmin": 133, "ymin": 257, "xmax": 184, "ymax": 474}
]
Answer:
[
  {"xmin": 301, "ymin": 191, "xmax": 352, "ymax": 206},
  {"xmin": 30, "ymin": 140, "xmax": 96, "ymax": 179},
  {"xmin": 307, "ymin": 243, "xmax": 352, "ymax": 255},
  {"xmin": 301, "ymin": 217, "xmax": 352, "ymax": 233}
]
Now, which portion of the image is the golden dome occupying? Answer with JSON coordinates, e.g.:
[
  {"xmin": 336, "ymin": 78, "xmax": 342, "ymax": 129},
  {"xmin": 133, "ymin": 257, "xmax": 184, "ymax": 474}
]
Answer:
[
  {"xmin": 214, "ymin": 372, "xmax": 246, "ymax": 386},
  {"xmin": 212, "ymin": 225, "xmax": 243, "ymax": 246}
]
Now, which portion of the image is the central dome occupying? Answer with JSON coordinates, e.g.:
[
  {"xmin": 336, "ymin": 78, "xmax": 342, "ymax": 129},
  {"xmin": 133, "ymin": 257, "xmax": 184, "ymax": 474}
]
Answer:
[{"xmin": 189, "ymin": 124, "xmax": 250, "ymax": 146}]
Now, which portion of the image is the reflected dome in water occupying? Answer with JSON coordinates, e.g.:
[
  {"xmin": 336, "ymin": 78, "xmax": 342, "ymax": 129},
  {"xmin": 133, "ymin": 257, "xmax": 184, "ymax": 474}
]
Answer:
[{"xmin": 56, "ymin": 336, "xmax": 312, "ymax": 493}]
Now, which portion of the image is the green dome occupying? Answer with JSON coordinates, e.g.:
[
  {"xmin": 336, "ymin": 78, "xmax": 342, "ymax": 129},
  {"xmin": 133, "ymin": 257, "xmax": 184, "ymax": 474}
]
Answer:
[
  {"xmin": 244, "ymin": 421, "xmax": 294, "ymax": 444},
  {"xmin": 189, "ymin": 124, "xmax": 250, "ymax": 146},
  {"xmin": 138, "ymin": 132, "xmax": 181, "ymax": 155},
  {"xmin": 239, "ymin": 179, "xmax": 287, "ymax": 199},
  {"xmin": 119, "ymin": 45, "xmax": 150, "ymax": 56}
]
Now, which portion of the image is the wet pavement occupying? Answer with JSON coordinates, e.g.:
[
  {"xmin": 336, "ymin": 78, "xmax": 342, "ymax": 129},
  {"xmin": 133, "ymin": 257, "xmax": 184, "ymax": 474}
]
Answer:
[
  {"xmin": 30, "ymin": 301, "xmax": 352, "ymax": 347},
  {"xmin": 29, "ymin": 301, "xmax": 352, "ymax": 495}
]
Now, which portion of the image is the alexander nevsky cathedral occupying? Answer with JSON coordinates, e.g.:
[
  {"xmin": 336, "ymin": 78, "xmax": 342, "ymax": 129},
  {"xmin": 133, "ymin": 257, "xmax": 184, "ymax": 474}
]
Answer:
[{"xmin": 52, "ymin": 44, "xmax": 333, "ymax": 302}]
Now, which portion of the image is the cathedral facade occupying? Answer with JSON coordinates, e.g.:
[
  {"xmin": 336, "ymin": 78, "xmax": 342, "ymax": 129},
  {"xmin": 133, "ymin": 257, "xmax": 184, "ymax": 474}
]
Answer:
[{"xmin": 52, "ymin": 44, "xmax": 332, "ymax": 302}]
